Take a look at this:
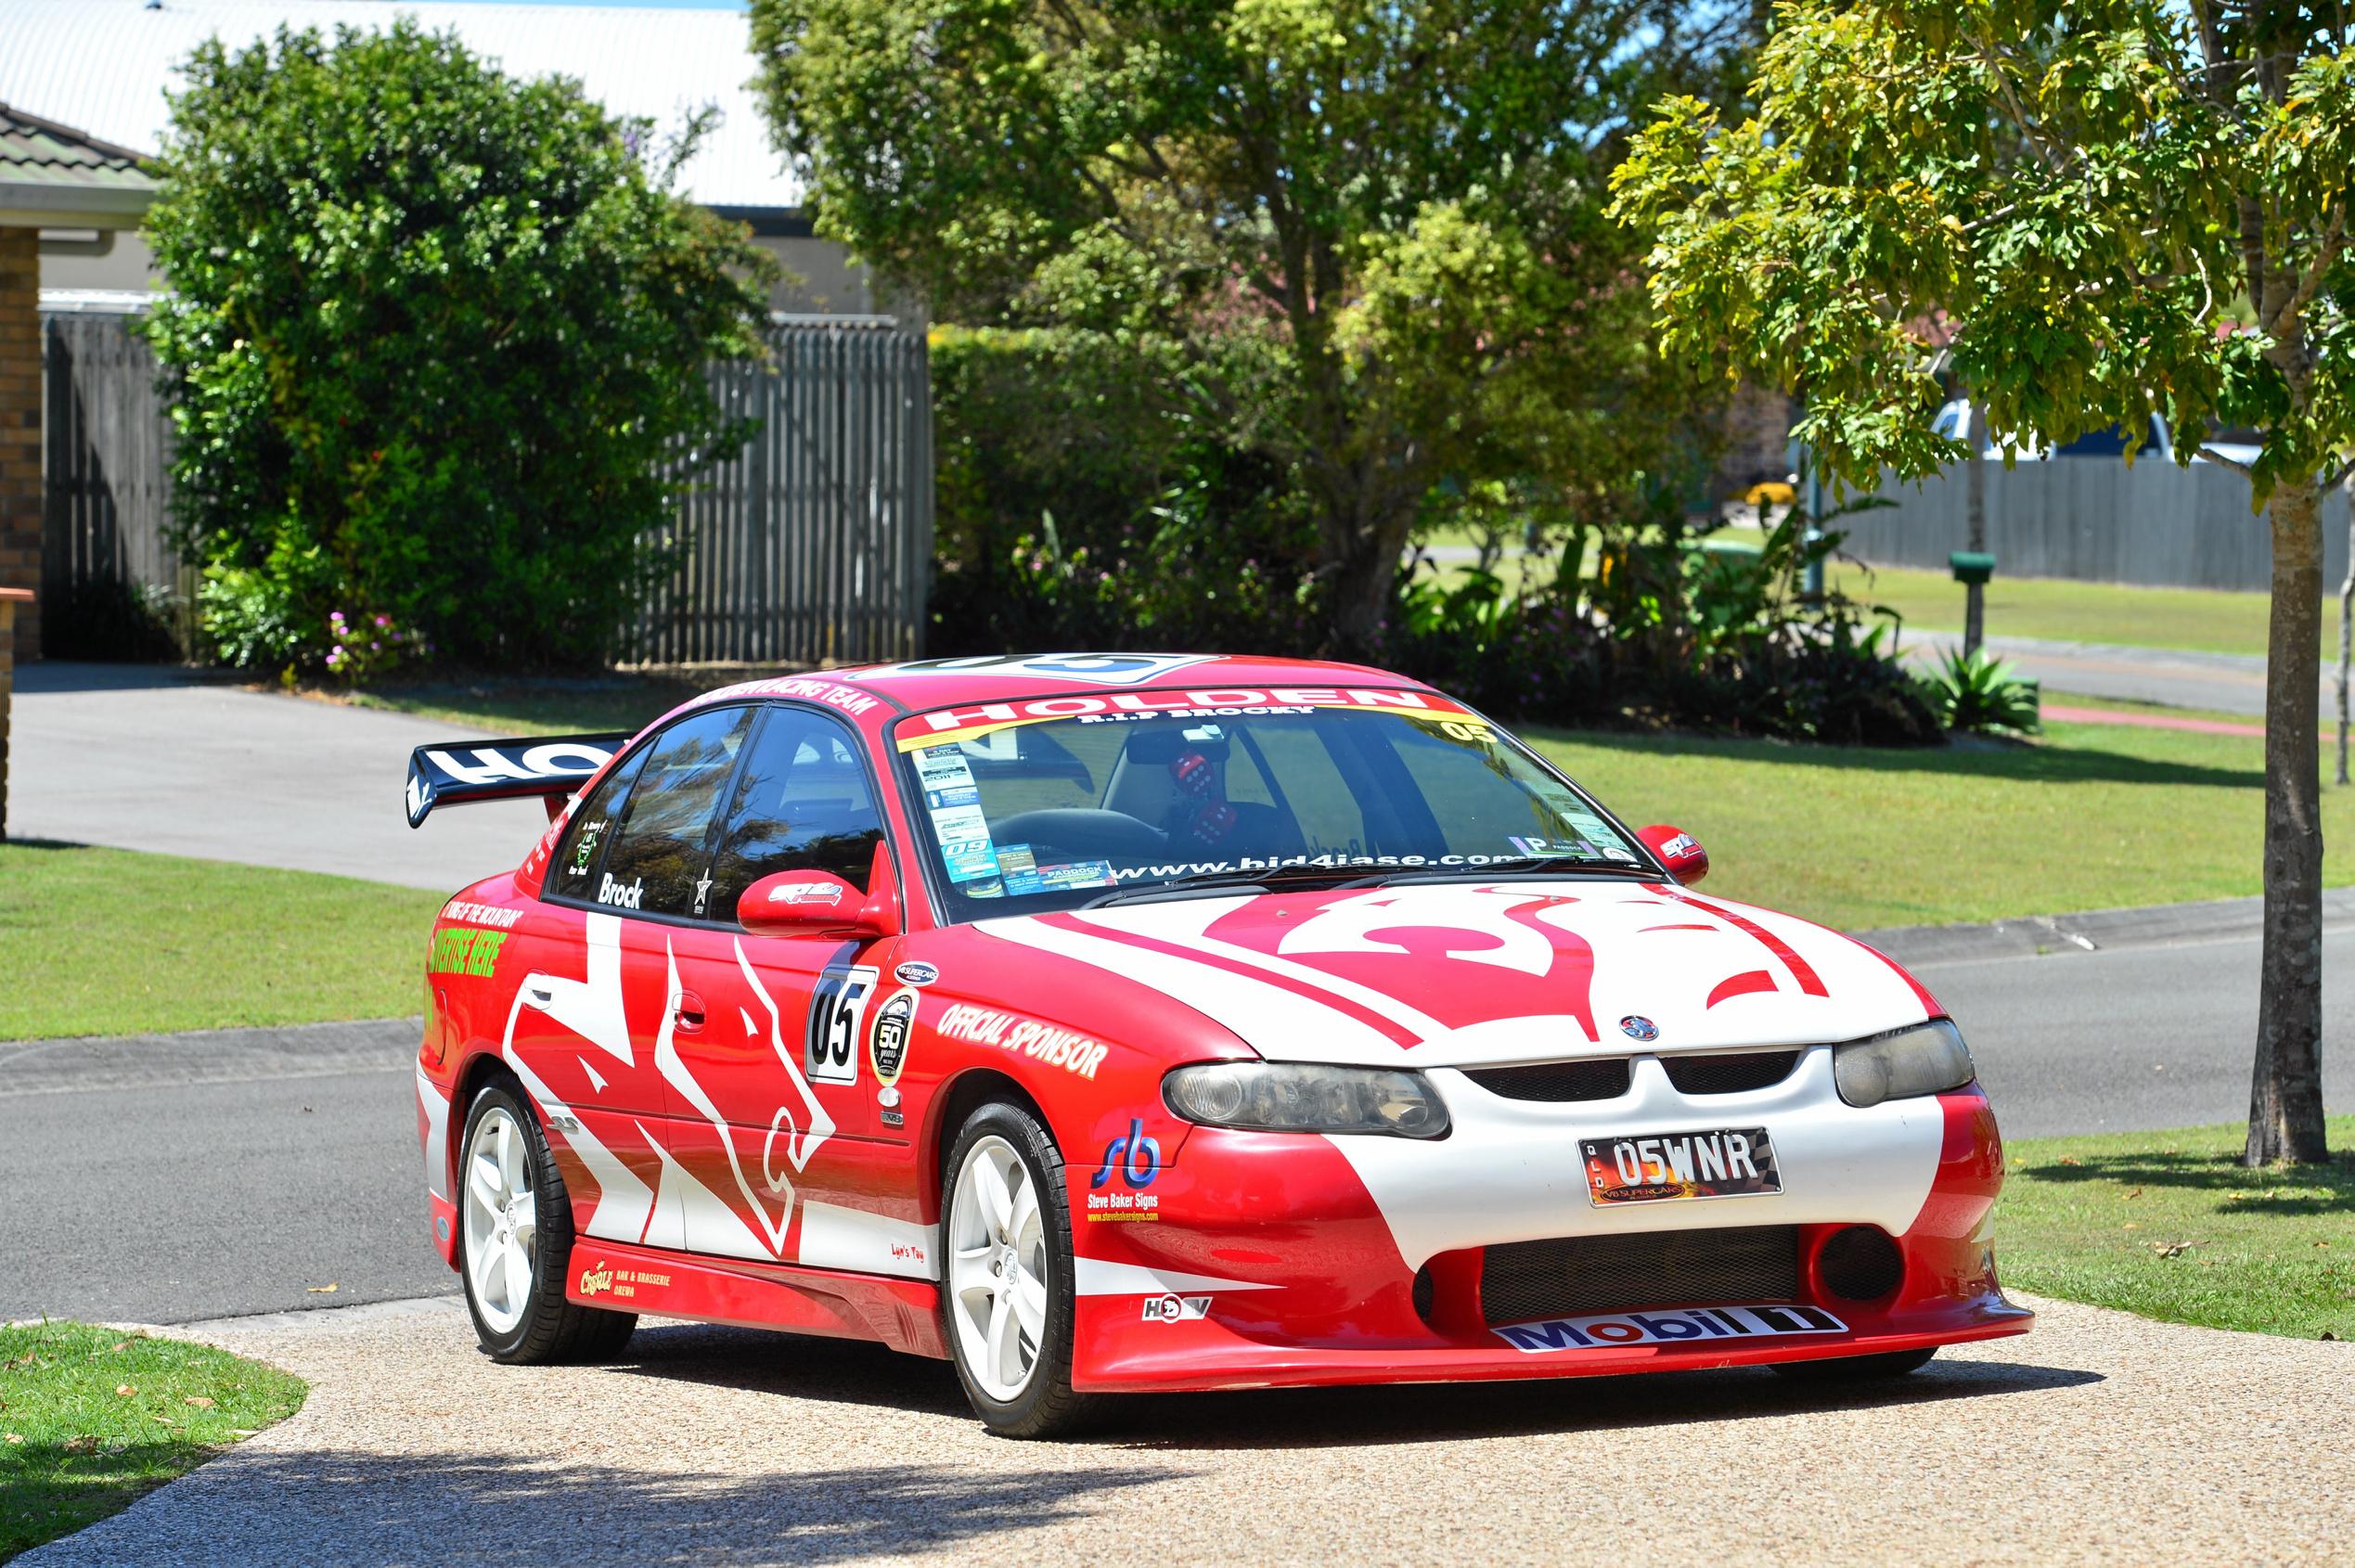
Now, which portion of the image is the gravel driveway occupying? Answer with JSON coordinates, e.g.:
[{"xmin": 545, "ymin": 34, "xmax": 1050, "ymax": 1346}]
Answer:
[{"xmin": 26, "ymin": 1293, "xmax": 2350, "ymax": 1566}]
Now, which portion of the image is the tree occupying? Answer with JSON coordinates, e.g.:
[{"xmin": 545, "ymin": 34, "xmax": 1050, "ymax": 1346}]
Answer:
[
  {"xmin": 1613, "ymin": 1, "xmax": 2347, "ymax": 1163},
  {"xmin": 146, "ymin": 22, "xmax": 773, "ymax": 672},
  {"xmin": 748, "ymin": 0, "xmax": 1755, "ymax": 652}
]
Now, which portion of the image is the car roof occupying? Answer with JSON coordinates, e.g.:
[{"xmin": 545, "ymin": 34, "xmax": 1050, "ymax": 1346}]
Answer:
[{"xmin": 655, "ymin": 652, "xmax": 1426, "ymax": 735}]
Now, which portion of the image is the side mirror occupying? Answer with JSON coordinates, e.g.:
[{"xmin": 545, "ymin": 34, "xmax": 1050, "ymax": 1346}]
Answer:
[
  {"xmin": 740, "ymin": 842, "xmax": 903, "ymax": 940},
  {"xmin": 1636, "ymin": 824, "xmax": 1710, "ymax": 886}
]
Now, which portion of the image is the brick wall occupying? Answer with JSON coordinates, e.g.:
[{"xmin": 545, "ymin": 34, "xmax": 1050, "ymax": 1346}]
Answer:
[{"xmin": 0, "ymin": 226, "xmax": 39, "ymax": 664}]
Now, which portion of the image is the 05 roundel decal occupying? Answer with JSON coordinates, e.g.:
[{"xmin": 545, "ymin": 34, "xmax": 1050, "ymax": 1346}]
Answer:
[{"xmin": 869, "ymin": 986, "xmax": 918, "ymax": 1086}]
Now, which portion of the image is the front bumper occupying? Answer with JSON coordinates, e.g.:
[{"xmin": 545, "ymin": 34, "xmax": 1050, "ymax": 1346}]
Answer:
[{"xmin": 1068, "ymin": 1055, "xmax": 2026, "ymax": 1393}]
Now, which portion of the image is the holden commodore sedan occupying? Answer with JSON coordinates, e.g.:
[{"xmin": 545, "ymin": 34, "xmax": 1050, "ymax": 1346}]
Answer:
[{"xmin": 405, "ymin": 652, "xmax": 2028, "ymax": 1436}]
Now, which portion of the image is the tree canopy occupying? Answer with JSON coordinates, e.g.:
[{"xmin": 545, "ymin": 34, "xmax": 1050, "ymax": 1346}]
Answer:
[
  {"xmin": 146, "ymin": 21, "xmax": 774, "ymax": 672},
  {"xmin": 1614, "ymin": 0, "xmax": 2353, "ymax": 1162},
  {"xmin": 751, "ymin": 0, "xmax": 1757, "ymax": 649}
]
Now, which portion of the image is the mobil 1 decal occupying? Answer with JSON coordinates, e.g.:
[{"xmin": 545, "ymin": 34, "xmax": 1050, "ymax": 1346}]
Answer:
[
  {"xmin": 869, "ymin": 986, "xmax": 918, "ymax": 1086},
  {"xmin": 806, "ymin": 961, "xmax": 879, "ymax": 1086}
]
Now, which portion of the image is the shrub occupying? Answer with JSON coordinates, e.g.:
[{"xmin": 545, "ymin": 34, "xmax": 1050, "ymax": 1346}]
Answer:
[
  {"xmin": 143, "ymin": 21, "xmax": 772, "ymax": 677},
  {"xmin": 1387, "ymin": 501, "xmax": 1941, "ymax": 745},
  {"xmin": 928, "ymin": 327, "xmax": 1324, "ymax": 655},
  {"xmin": 1919, "ymin": 647, "xmax": 2041, "ymax": 736}
]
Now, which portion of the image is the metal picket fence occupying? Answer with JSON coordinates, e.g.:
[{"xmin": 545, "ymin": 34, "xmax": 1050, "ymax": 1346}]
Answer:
[{"xmin": 37, "ymin": 300, "xmax": 933, "ymax": 664}]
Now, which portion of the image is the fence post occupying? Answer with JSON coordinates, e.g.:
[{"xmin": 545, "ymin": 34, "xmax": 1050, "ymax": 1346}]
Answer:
[{"xmin": 0, "ymin": 586, "xmax": 27, "ymax": 840}]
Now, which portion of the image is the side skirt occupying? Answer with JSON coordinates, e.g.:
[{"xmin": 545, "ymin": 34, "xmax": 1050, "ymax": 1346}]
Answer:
[{"xmin": 560, "ymin": 1240, "xmax": 948, "ymax": 1359}]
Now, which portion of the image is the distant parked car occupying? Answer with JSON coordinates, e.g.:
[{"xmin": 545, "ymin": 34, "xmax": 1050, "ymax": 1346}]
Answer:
[{"xmin": 1933, "ymin": 398, "xmax": 2172, "ymax": 462}]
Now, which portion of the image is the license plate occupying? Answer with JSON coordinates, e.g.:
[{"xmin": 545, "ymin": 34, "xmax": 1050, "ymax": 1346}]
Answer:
[{"xmin": 1581, "ymin": 1127, "xmax": 1780, "ymax": 1206}]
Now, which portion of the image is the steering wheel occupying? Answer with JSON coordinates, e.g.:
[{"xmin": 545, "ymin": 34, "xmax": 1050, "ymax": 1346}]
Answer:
[{"xmin": 989, "ymin": 808, "xmax": 1166, "ymax": 859}]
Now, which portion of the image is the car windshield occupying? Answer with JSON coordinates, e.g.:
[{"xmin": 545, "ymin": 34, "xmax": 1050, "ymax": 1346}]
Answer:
[{"xmin": 891, "ymin": 688, "xmax": 1654, "ymax": 919}]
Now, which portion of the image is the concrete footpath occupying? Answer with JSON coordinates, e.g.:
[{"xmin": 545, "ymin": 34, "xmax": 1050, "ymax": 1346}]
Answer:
[
  {"xmin": 1901, "ymin": 630, "xmax": 2318, "ymax": 719},
  {"xmin": 23, "ymin": 1292, "xmax": 2349, "ymax": 1567}
]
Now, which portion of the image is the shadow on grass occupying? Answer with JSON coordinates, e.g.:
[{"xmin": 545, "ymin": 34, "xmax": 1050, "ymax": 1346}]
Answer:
[
  {"xmin": 608, "ymin": 1321, "xmax": 2099, "ymax": 1454},
  {"xmin": 1524, "ymin": 723, "xmax": 2262, "ymax": 790},
  {"xmin": 2020, "ymin": 1148, "xmax": 2355, "ymax": 1218}
]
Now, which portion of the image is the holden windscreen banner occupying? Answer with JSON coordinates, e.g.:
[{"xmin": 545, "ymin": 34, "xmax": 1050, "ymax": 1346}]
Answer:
[{"xmin": 405, "ymin": 733, "xmax": 631, "ymax": 828}]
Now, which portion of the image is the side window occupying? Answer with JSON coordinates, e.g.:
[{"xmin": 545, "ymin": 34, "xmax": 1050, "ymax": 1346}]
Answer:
[
  {"xmin": 547, "ymin": 747, "xmax": 648, "ymax": 897},
  {"xmin": 594, "ymin": 706, "xmax": 756, "ymax": 918},
  {"xmin": 706, "ymin": 708, "xmax": 886, "ymax": 922}
]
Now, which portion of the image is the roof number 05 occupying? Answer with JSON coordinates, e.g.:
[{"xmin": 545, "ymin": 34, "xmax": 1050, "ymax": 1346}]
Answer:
[{"xmin": 807, "ymin": 963, "xmax": 878, "ymax": 1086}]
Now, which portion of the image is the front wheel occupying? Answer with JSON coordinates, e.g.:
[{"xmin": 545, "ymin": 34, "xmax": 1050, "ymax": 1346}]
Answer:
[
  {"xmin": 458, "ymin": 1079, "xmax": 637, "ymax": 1364},
  {"xmin": 941, "ymin": 1102, "xmax": 1100, "ymax": 1438},
  {"xmin": 1769, "ymin": 1346, "xmax": 1937, "ymax": 1382}
]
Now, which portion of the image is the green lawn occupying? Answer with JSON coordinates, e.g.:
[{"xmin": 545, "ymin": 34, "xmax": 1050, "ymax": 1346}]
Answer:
[
  {"xmin": 0, "ymin": 1322, "xmax": 306, "ymax": 1562},
  {"xmin": 1832, "ymin": 559, "xmax": 2279, "ymax": 658},
  {"xmin": 0, "ymin": 843, "xmax": 443, "ymax": 1041},
  {"xmin": 1527, "ymin": 708, "xmax": 2355, "ymax": 931},
  {"xmin": 1997, "ymin": 1118, "xmax": 2355, "ymax": 1341}
]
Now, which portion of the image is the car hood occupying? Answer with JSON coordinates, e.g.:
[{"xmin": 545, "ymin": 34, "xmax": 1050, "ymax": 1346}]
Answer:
[{"xmin": 972, "ymin": 879, "xmax": 1938, "ymax": 1068}]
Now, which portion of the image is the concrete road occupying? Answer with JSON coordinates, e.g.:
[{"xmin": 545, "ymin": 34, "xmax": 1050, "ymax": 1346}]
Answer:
[
  {"xmin": 4, "ymin": 922, "xmax": 2344, "ymax": 1328},
  {"xmin": 1913, "ymin": 923, "xmax": 2355, "ymax": 1136},
  {"xmin": 0, "ymin": 1022, "xmax": 452, "ymax": 1326},
  {"xmin": 25, "ymin": 1294, "xmax": 2352, "ymax": 1566},
  {"xmin": 9, "ymin": 662, "xmax": 548, "ymax": 889}
]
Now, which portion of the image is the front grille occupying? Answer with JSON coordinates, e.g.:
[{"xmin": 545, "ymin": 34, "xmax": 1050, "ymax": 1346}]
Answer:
[
  {"xmin": 1480, "ymin": 1225, "xmax": 1800, "ymax": 1327},
  {"xmin": 1662, "ymin": 1049, "xmax": 1801, "ymax": 1095},
  {"xmin": 1464, "ymin": 1059, "xmax": 1631, "ymax": 1102}
]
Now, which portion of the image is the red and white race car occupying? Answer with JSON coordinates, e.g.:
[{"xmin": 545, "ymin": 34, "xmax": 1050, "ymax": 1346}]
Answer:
[{"xmin": 407, "ymin": 652, "xmax": 2028, "ymax": 1436}]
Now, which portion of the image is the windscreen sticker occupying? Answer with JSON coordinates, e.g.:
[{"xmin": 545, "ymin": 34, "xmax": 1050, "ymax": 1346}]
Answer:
[
  {"xmin": 1036, "ymin": 859, "xmax": 1117, "ymax": 893},
  {"xmin": 896, "ymin": 686, "xmax": 1471, "ymax": 752},
  {"xmin": 1552, "ymin": 804, "xmax": 1639, "ymax": 861},
  {"xmin": 916, "ymin": 748, "xmax": 1001, "ymax": 883},
  {"xmin": 997, "ymin": 843, "xmax": 1041, "ymax": 895}
]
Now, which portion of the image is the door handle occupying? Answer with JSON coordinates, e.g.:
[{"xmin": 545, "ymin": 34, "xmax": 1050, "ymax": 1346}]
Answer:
[
  {"xmin": 674, "ymin": 989, "xmax": 706, "ymax": 1033},
  {"xmin": 525, "ymin": 983, "xmax": 554, "ymax": 1009}
]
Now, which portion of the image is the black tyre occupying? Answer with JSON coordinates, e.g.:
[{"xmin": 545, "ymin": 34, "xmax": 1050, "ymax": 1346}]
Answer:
[
  {"xmin": 1770, "ymin": 1346, "xmax": 1937, "ymax": 1382},
  {"xmin": 457, "ymin": 1078, "xmax": 637, "ymax": 1364},
  {"xmin": 940, "ymin": 1101, "xmax": 1101, "ymax": 1438}
]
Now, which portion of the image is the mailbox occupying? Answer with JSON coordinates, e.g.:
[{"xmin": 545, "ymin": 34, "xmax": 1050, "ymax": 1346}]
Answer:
[{"xmin": 1950, "ymin": 551, "xmax": 1996, "ymax": 585}]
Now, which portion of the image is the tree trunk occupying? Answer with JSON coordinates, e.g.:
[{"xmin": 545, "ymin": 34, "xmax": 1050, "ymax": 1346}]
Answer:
[
  {"xmin": 2337, "ymin": 504, "xmax": 2351, "ymax": 787},
  {"xmin": 1963, "ymin": 408, "xmax": 1988, "ymax": 659},
  {"xmin": 1324, "ymin": 499, "xmax": 1419, "ymax": 658},
  {"xmin": 2247, "ymin": 473, "xmax": 2332, "ymax": 1165}
]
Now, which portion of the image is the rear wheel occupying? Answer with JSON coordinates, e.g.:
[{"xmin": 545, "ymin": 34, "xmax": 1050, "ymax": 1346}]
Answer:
[
  {"xmin": 458, "ymin": 1080, "xmax": 636, "ymax": 1364},
  {"xmin": 941, "ymin": 1103, "xmax": 1100, "ymax": 1438},
  {"xmin": 1770, "ymin": 1346, "xmax": 1937, "ymax": 1382}
]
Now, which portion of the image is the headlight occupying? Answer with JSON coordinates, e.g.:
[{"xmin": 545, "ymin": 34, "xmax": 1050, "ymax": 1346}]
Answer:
[
  {"xmin": 1163, "ymin": 1061, "xmax": 1450, "ymax": 1139},
  {"xmin": 1833, "ymin": 1019, "xmax": 1975, "ymax": 1108}
]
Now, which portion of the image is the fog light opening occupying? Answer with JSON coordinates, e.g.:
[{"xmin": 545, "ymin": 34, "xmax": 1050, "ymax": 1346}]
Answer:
[{"xmin": 1817, "ymin": 1225, "xmax": 1905, "ymax": 1303}]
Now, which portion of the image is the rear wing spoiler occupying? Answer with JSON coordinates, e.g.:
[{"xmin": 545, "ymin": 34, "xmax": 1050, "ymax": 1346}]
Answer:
[{"xmin": 404, "ymin": 733, "xmax": 633, "ymax": 829}]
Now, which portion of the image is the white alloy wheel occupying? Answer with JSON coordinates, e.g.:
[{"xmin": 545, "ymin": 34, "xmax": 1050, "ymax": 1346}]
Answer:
[
  {"xmin": 462, "ymin": 1105, "xmax": 539, "ymax": 1337},
  {"xmin": 947, "ymin": 1134, "xmax": 1049, "ymax": 1402}
]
